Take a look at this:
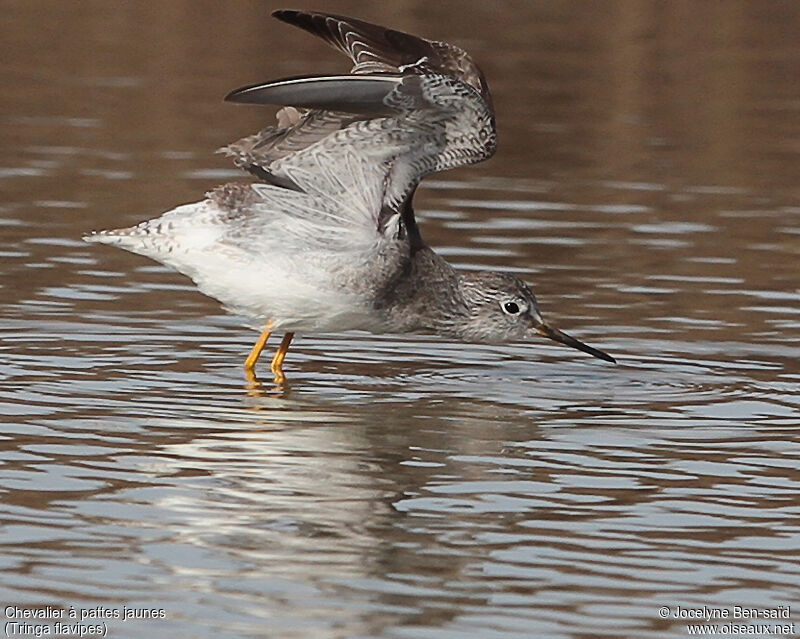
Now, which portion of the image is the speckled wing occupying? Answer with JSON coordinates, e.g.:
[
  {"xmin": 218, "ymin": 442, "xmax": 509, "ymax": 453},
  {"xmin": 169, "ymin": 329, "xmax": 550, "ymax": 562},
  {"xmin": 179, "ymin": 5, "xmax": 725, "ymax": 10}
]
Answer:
[
  {"xmin": 271, "ymin": 9, "xmax": 492, "ymax": 99},
  {"xmin": 221, "ymin": 9, "xmax": 497, "ymax": 241}
]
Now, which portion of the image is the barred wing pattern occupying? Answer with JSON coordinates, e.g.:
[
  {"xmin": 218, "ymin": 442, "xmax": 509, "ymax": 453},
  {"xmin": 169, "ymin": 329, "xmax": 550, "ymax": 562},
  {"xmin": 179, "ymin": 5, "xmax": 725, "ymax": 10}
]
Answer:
[
  {"xmin": 222, "ymin": 10, "xmax": 496, "ymax": 243},
  {"xmin": 274, "ymin": 9, "xmax": 492, "ymax": 96}
]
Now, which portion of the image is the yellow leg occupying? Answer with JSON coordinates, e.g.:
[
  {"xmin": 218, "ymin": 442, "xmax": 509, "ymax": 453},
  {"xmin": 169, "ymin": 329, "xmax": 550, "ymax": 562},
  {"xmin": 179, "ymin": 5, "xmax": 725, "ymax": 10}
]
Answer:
[
  {"xmin": 244, "ymin": 323, "xmax": 273, "ymax": 373},
  {"xmin": 270, "ymin": 332, "xmax": 294, "ymax": 382}
]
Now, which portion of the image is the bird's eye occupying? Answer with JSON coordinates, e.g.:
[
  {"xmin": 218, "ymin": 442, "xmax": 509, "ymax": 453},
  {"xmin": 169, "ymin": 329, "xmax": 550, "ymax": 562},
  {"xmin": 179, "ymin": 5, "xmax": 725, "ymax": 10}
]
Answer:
[{"xmin": 502, "ymin": 301, "xmax": 520, "ymax": 315}]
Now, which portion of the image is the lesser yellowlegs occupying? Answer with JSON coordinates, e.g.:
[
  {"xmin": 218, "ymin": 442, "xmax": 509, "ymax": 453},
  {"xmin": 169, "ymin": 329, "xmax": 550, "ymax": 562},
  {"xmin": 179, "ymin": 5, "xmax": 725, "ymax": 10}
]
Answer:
[{"xmin": 85, "ymin": 9, "xmax": 615, "ymax": 382}]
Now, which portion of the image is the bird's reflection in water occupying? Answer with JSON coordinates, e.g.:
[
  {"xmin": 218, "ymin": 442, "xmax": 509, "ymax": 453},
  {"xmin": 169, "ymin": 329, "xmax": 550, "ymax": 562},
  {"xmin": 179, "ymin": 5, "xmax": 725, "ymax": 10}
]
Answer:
[{"xmin": 244, "ymin": 369, "xmax": 292, "ymax": 400}]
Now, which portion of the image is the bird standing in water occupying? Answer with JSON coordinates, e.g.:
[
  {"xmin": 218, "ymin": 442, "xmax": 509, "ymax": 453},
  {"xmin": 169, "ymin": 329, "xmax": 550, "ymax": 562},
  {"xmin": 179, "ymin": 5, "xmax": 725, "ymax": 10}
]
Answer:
[{"xmin": 85, "ymin": 9, "xmax": 615, "ymax": 383}]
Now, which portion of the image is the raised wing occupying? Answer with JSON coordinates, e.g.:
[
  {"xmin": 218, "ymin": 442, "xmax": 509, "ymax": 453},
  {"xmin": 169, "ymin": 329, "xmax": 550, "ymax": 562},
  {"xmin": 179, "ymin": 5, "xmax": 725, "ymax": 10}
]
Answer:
[
  {"xmin": 221, "ymin": 10, "xmax": 496, "ymax": 244},
  {"xmin": 270, "ymin": 9, "xmax": 492, "ymax": 102}
]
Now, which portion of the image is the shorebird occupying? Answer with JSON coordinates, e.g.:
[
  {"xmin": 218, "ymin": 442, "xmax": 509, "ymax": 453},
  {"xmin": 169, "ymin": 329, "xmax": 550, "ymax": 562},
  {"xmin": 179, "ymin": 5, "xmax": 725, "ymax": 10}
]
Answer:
[{"xmin": 85, "ymin": 9, "xmax": 615, "ymax": 383}]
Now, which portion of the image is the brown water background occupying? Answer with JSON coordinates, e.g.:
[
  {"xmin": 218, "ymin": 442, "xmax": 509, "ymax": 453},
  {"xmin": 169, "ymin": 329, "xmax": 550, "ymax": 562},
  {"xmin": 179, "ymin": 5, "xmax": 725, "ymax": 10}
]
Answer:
[{"xmin": 1, "ymin": 1, "xmax": 799, "ymax": 637}]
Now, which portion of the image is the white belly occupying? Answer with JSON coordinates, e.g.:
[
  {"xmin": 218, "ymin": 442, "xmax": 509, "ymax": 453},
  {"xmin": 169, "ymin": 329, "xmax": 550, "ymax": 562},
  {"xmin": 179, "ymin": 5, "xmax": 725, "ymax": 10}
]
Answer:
[
  {"xmin": 146, "ymin": 238, "xmax": 381, "ymax": 333},
  {"xmin": 87, "ymin": 196, "xmax": 400, "ymax": 334}
]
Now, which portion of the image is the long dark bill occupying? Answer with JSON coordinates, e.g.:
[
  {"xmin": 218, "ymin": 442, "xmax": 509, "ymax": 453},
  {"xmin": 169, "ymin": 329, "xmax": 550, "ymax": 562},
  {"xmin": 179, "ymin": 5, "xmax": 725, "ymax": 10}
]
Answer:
[{"xmin": 537, "ymin": 324, "xmax": 616, "ymax": 364}]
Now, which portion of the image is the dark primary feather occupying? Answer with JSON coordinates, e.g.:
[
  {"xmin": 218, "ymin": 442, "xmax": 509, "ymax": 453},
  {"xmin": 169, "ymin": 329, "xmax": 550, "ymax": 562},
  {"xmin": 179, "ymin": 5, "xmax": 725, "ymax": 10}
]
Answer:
[
  {"xmin": 226, "ymin": 75, "xmax": 403, "ymax": 115},
  {"xmin": 272, "ymin": 9, "xmax": 491, "ymax": 103},
  {"xmin": 272, "ymin": 9, "xmax": 437, "ymax": 74}
]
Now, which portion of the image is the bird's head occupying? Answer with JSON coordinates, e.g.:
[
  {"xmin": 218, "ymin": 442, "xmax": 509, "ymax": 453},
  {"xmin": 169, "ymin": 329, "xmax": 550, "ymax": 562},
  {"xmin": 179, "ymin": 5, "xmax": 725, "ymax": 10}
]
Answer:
[{"xmin": 455, "ymin": 272, "xmax": 615, "ymax": 363}]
